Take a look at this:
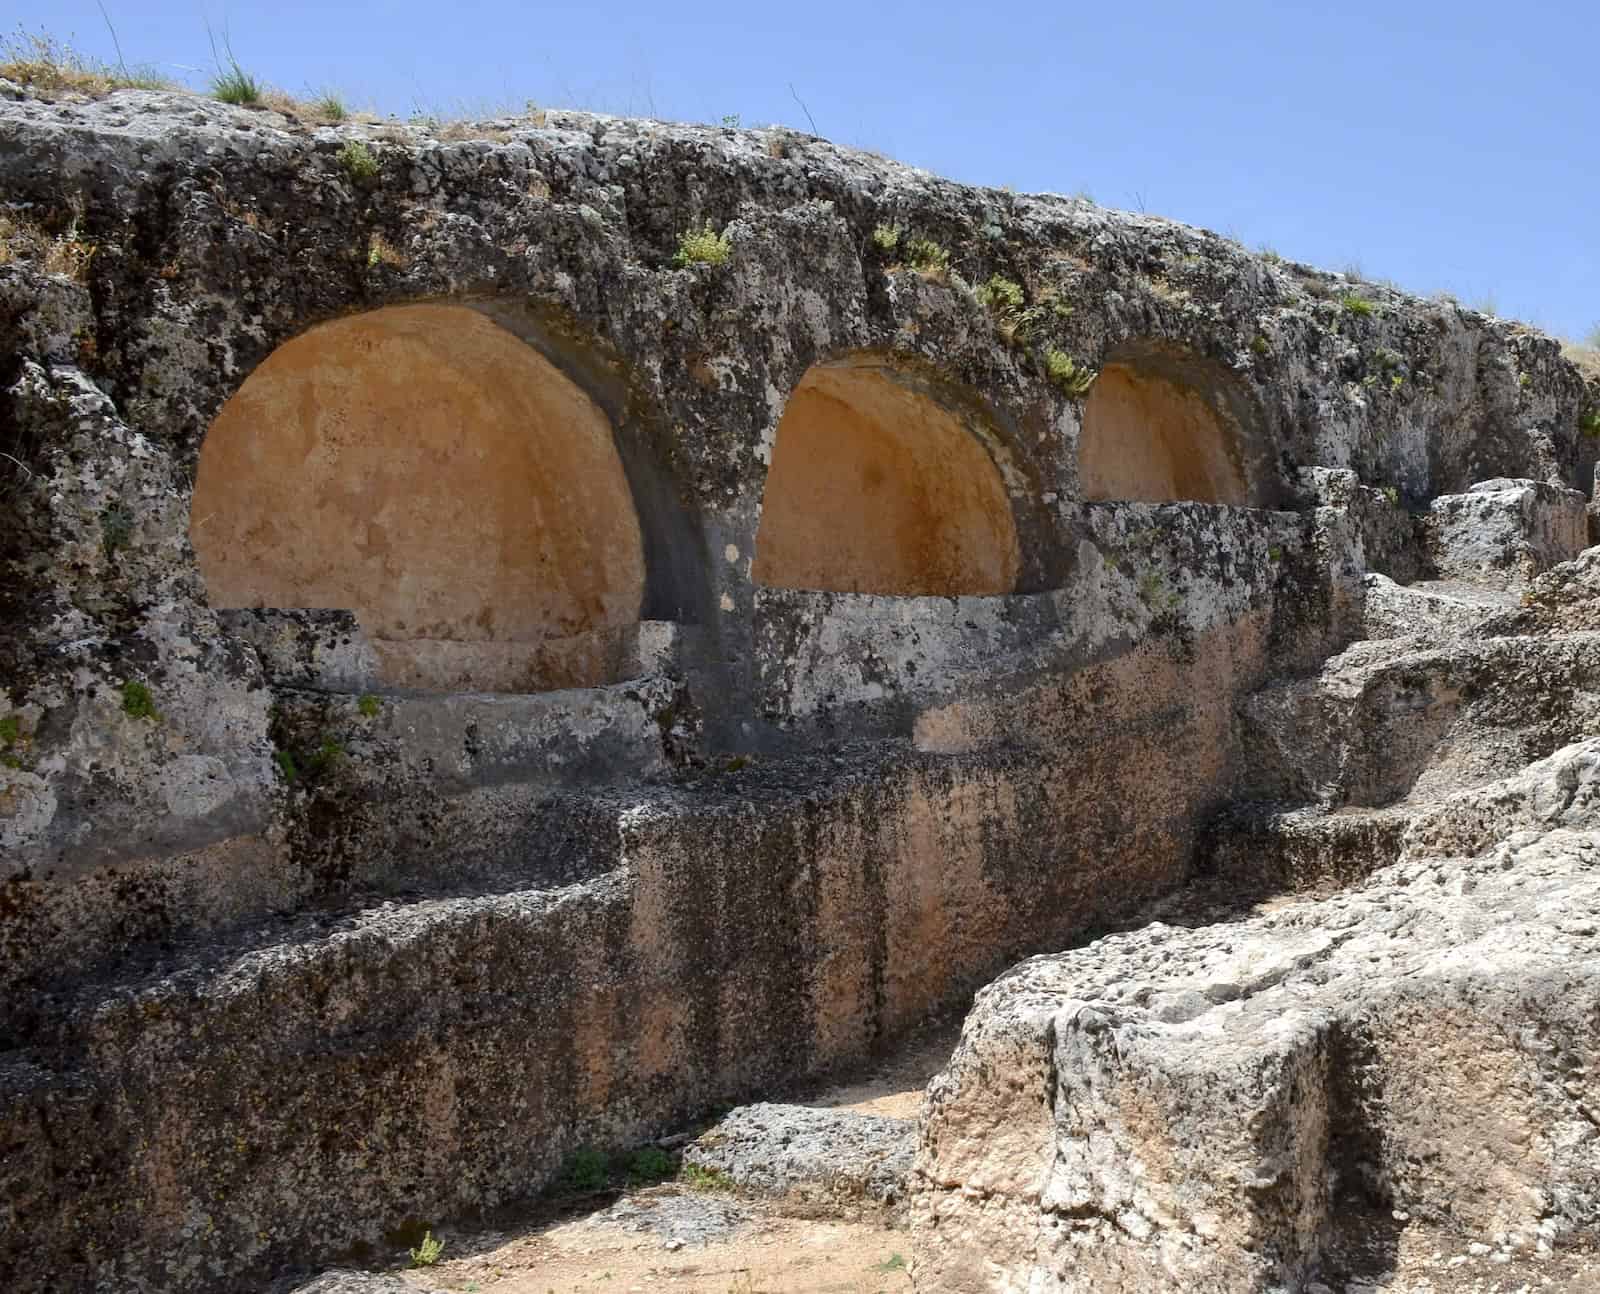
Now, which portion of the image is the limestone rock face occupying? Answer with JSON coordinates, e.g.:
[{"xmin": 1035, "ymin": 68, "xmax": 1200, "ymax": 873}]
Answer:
[
  {"xmin": 912, "ymin": 694, "xmax": 1600, "ymax": 1291},
  {"xmin": 913, "ymin": 737, "xmax": 1600, "ymax": 1291},
  {"xmin": 1483, "ymin": 545, "xmax": 1600, "ymax": 637},
  {"xmin": 1426, "ymin": 478, "xmax": 1589, "ymax": 584},
  {"xmin": 2, "ymin": 85, "xmax": 1599, "ymax": 1294}
]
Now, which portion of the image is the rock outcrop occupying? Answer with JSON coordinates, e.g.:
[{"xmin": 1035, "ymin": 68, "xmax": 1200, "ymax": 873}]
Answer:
[
  {"xmin": 2, "ymin": 83, "xmax": 1598, "ymax": 1293},
  {"xmin": 911, "ymin": 533, "xmax": 1600, "ymax": 1291}
]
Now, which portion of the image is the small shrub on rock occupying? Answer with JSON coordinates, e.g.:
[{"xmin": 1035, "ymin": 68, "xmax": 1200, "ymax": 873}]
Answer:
[
  {"xmin": 560, "ymin": 1146, "xmax": 610, "ymax": 1192},
  {"xmin": 974, "ymin": 274, "xmax": 1024, "ymax": 316},
  {"xmin": 337, "ymin": 140, "xmax": 378, "ymax": 182},
  {"xmin": 673, "ymin": 222, "xmax": 731, "ymax": 268},
  {"xmin": 625, "ymin": 1146, "xmax": 676, "ymax": 1185},
  {"xmin": 1044, "ymin": 348, "xmax": 1096, "ymax": 397},
  {"xmin": 680, "ymin": 1162, "xmax": 734, "ymax": 1191},
  {"xmin": 903, "ymin": 236, "xmax": 951, "ymax": 281}
]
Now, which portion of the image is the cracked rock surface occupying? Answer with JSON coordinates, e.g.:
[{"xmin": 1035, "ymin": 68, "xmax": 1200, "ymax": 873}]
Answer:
[
  {"xmin": 912, "ymin": 634, "xmax": 1600, "ymax": 1291},
  {"xmin": 684, "ymin": 1101, "xmax": 916, "ymax": 1203}
]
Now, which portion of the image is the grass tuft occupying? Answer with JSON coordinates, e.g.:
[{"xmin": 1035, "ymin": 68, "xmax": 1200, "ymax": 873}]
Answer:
[
  {"xmin": 307, "ymin": 92, "xmax": 346, "ymax": 122},
  {"xmin": 211, "ymin": 61, "xmax": 261, "ymax": 105},
  {"xmin": 1341, "ymin": 295, "xmax": 1374, "ymax": 317},
  {"xmin": 0, "ymin": 211, "xmax": 97, "ymax": 281},
  {"xmin": 0, "ymin": 27, "xmax": 178, "ymax": 95},
  {"xmin": 1565, "ymin": 340, "xmax": 1600, "ymax": 384},
  {"xmin": 366, "ymin": 231, "xmax": 407, "ymax": 269}
]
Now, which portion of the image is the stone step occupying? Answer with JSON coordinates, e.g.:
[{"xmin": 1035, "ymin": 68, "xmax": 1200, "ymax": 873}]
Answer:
[
  {"xmin": 1236, "ymin": 630, "xmax": 1600, "ymax": 808},
  {"xmin": 1358, "ymin": 572, "xmax": 1514, "ymax": 641},
  {"xmin": 1199, "ymin": 801, "xmax": 1413, "ymax": 894},
  {"xmin": 1425, "ymin": 478, "xmax": 1589, "ymax": 587},
  {"xmin": 682, "ymin": 1102, "xmax": 916, "ymax": 1204}
]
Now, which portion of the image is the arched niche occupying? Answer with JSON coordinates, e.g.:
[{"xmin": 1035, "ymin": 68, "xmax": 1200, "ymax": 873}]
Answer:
[
  {"xmin": 1079, "ymin": 342, "xmax": 1271, "ymax": 506},
  {"xmin": 752, "ymin": 358, "xmax": 1021, "ymax": 596},
  {"xmin": 190, "ymin": 303, "xmax": 646, "ymax": 691}
]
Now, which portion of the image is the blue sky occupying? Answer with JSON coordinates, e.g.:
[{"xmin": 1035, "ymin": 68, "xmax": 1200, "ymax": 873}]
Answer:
[{"xmin": 20, "ymin": 0, "xmax": 1597, "ymax": 341}]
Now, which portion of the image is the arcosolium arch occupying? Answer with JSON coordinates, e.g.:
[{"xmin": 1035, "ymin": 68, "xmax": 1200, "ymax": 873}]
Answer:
[
  {"xmin": 752, "ymin": 357, "xmax": 1021, "ymax": 596},
  {"xmin": 1078, "ymin": 341, "xmax": 1272, "ymax": 506},
  {"xmin": 190, "ymin": 303, "xmax": 646, "ymax": 690}
]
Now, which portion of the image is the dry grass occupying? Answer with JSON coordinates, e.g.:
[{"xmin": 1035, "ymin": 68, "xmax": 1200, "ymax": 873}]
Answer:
[
  {"xmin": 1, "ymin": 27, "xmax": 178, "ymax": 95},
  {"xmin": 1147, "ymin": 275, "xmax": 1191, "ymax": 305},
  {"xmin": 366, "ymin": 232, "xmax": 408, "ymax": 270},
  {"xmin": 0, "ymin": 211, "xmax": 95, "ymax": 281},
  {"xmin": 435, "ymin": 120, "xmax": 519, "ymax": 143},
  {"xmin": 1, "ymin": 26, "xmax": 364, "ymax": 126},
  {"xmin": 1565, "ymin": 342, "xmax": 1600, "ymax": 383}
]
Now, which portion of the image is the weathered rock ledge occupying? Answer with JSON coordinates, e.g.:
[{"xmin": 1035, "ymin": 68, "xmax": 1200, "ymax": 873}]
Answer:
[{"xmin": 913, "ymin": 664, "xmax": 1600, "ymax": 1292}]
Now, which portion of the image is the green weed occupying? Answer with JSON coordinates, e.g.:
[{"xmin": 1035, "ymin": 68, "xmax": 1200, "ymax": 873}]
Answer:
[
  {"xmin": 974, "ymin": 274, "xmax": 1024, "ymax": 315},
  {"xmin": 560, "ymin": 1147, "xmax": 610, "ymax": 1193},
  {"xmin": 903, "ymin": 236, "xmax": 950, "ymax": 281},
  {"xmin": 100, "ymin": 502, "xmax": 134, "ymax": 557},
  {"xmin": 409, "ymin": 1230, "xmax": 444, "ymax": 1267},
  {"xmin": 120, "ymin": 680, "xmax": 158, "ymax": 720},
  {"xmin": 1044, "ymin": 348, "xmax": 1096, "ymax": 397},
  {"xmin": 673, "ymin": 222, "xmax": 731, "ymax": 267},
  {"xmin": 337, "ymin": 139, "xmax": 378, "ymax": 182},
  {"xmin": 680, "ymin": 1162, "xmax": 734, "ymax": 1191}
]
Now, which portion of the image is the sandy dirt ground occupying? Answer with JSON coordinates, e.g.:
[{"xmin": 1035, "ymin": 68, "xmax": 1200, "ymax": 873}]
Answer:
[
  {"xmin": 390, "ymin": 1020, "xmax": 957, "ymax": 1294},
  {"xmin": 379, "ymin": 994, "xmax": 1600, "ymax": 1294}
]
